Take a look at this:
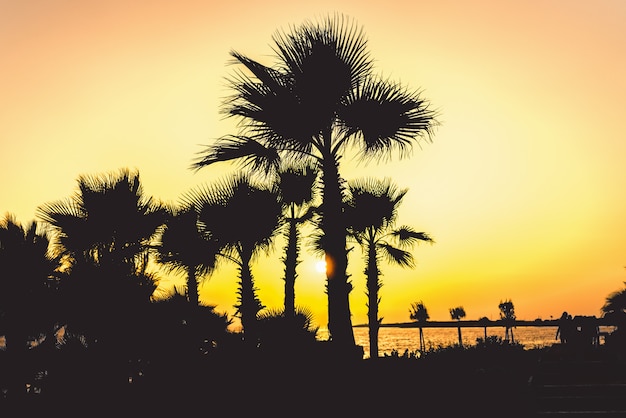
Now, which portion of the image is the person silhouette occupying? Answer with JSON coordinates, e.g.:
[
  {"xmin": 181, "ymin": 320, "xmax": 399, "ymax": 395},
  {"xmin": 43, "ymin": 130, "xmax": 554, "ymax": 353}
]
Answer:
[{"xmin": 555, "ymin": 311, "xmax": 572, "ymax": 344}]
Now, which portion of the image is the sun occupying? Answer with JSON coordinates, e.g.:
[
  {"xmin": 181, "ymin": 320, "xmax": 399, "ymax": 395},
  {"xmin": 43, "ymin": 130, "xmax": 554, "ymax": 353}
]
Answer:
[{"xmin": 315, "ymin": 260, "xmax": 327, "ymax": 273}]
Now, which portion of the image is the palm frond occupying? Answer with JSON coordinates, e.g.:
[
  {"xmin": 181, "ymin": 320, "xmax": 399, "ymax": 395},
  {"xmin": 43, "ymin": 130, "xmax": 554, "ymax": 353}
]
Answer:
[
  {"xmin": 191, "ymin": 135, "xmax": 281, "ymax": 174},
  {"xmin": 340, "ymin": 76, "xmax": 439, "ymax": 162},
  {"xmin": 378, "ymin": 242, "xmax": 414, "ymax": 268},
  {"xmin": 391, "ymin": 227, "xmax": 434, "ymax": 246}
]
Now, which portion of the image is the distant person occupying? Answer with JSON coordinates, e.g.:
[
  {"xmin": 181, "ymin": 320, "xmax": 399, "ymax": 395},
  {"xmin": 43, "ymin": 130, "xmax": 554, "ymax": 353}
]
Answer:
[{"xmin": 555, "ymin": 311, "xmax": 572, "ymax": 344}]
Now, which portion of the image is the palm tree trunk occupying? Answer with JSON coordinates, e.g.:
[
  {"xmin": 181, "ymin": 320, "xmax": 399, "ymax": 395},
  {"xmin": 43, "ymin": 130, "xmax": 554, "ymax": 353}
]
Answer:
[
  {"xmin": 238, "ymin": 251, "xmax": 260, "ymax": 347},
  {"xmin": 320, "ymin": 155, "xmax": 356, "ymax": 353},
  {"xmin": 187, "ymin": 265, "xmax": 199, "ymax": 306},
  {"xmin": 366, "ymin": 244, "xmax": 380, "ymax": 359},
  {"xmin": 283, "ymin": 214, "xmax": 298, "ymax": 318}
]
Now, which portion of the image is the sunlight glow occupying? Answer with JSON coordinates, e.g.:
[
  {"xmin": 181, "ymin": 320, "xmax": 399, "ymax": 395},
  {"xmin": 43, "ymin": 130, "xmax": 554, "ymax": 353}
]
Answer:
[{"xmin": 315, "ymin": 260, "xmax": 327, "ymax": 274}]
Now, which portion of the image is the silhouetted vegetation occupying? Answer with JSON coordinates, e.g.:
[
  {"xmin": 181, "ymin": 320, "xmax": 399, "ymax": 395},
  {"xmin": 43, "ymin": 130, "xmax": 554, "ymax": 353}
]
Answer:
[
  {"xmin": 191, "ymin": 13, "xmax": 438, "ymax": 353},
  {"xmin": 499, "ymin": 299, "xmax": 516, "ymax": 343},
  {"xmin": 450, "ymin": 306, "xmax": 466, "ymax": 346},
  {"xmin": 3, "ymin": 13, "xmax": 626, "ymax": 417},
  {"xmin": 409, "ymin": 300, "xmax": 430, "ymax": 352},
  {"xmin": 345, "ymin": 177, "xmax": 432, "ymax": 358}
]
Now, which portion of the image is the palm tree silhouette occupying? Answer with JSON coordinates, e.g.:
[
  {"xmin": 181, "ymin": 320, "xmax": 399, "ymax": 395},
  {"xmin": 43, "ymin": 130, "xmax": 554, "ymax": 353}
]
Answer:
[
  {"xmin": 409, "ymin": 301, "xmax": 430, "ymax": 353},
  {"xmin": 0, "ymin": 214, "xmax": 62, "ymax": 400},
  {"xmin": 36, "ymin": 169, "xmax": 167, "ymax": 387},
  {"xmin": 276, "ymin": 164, "xmax": 318, "ymax": 318},
  {"xmin": 601, "ymin": 283, "xmax": 626, "ymax": 345},
  {"xmin": 256, "ymin": 307, "xmax": 319, "ymax": 357},
  {"xmin": 345, "ymin": 177, "xmax": 432, "ymax": 359},
  {"xmin": 602, "ymin": 282, "xmax": 626, "ymax": 321},
  {"xmin": 499, "ymin": 299, "xmax": 516, "ymax": 343},
  {"xmin": 181, "ymin": 174, "xmax": 283, "ymax": 347},
  {"xmin": 156, "ymin": 205, "xmax": 220, "ymax": 307},
  {"xmin": 191, "ymin": 14, "xmax": 438, "ymax": 352},
  {"xmin": 450, "ymin": 306, "xmax": 466, "ymax": 346}
]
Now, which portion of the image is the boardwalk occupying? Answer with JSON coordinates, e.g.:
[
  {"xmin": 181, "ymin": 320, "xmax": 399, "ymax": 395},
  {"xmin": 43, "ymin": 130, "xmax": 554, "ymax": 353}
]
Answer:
[{"xmin": 528, "ymin": 344, "xmax": 626, "ymax": 416}]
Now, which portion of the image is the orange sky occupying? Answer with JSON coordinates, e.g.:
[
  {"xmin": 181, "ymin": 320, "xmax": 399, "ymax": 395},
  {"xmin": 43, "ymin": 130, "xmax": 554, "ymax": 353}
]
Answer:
[{"xmin": 2, "ymin": 0, "xmax": 626, "ymax": 329}]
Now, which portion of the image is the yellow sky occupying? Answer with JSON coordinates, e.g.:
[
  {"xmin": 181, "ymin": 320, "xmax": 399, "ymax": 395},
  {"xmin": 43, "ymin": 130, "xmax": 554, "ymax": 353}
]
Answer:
[{"xmin": 2, "ymin": 0, "xmax": 626, "ymax": 329}]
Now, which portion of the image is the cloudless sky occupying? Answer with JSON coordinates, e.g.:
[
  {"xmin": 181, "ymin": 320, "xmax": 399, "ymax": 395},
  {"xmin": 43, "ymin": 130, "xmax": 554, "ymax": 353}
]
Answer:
[{"xmin": 2, "ymin": 0, "xmax": 626, "ymax": 330}]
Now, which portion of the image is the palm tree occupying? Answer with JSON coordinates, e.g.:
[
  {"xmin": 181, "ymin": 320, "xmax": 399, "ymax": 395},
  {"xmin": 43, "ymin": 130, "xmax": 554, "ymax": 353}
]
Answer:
[
  {"xmin": 601, "ymin": 283, "xmax": 626, "ymax": 346},
  {"xmin": 602, "ymin": 282, "xmax": 626, "ymax": 321},
  {"xmin": 0, "ymin": 214, "xmax": 62, "ymax": 399},
  {"xmin": 191, "ymin": 14, "xmax": 438, "ymax": 351},
  {"xmin": 478, "ymin": 316, "xmax": 491, "ymax": 340},
  {"xmin": 450, "ymin": 306, "xmax": 466, "ymax": 346},
  {"xmin": 499, "ymin": 299, "xmax": 516, "ymax": 343},
  {"xmin": 156, "ymin": 205, "xmax": 220, "ymax": 307},
  {"xmin": 181, "ymin": 174, "xmax": 283, "ymax": 347},
  {"xmin": 276, "ymin": 164, "xmax": 318, "ymax": 318},
  {"xmin": 36, "ymin": 169, "xmax": 168, "ymax": 385},
  {"xmin": 345, "ymin": 177, "xmax": 433, "ymax": 359},
  {"xmin": 409, "ymin": 301, "xmax": 430, "ymax": 352}
]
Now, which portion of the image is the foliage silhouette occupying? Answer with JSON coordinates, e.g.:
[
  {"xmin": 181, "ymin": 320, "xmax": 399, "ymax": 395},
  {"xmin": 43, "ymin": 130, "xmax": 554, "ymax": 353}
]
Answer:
[
  {"xmin": 35, "ymin": 169, "xmax": 168, "ymax": 389},
  {"xmin": 181, "ymin": 174, "xmax": 283, "ymax": 346},
  {"xmin": 0, "ymin": 214, "xmax": 62, "ymax": 400},
  {"xmin": 410, "ymin": 300, "xmax": 430, "ymax": 352},
  {"xmin": 275, "ymin": 164, "xmax": 318, "ymax": 318},
  {"xmin": 345, "ymin": 177, "xmax": 433, "ymax": 358},
  {"xmin": 256, "ymin": 307, "xmax": 319, "ymax": 357},
  {"xmin": 499, "ymin": 299, "xmax": 516, "ymax": 343},
  {"xmin": 191, "ymin": 13, "xmax": 438, "ymax": 352},
  {"xmin": 156, "ymin": 205, "xmax": 219, "ymax": 306},
  {"xmin": 449, "ymin": 306, "xmax": 466, "ymax": 346}
]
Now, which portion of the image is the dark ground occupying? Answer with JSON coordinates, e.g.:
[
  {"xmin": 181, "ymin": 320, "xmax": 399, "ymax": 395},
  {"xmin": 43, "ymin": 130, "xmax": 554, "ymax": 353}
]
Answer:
[{"xmin": 4, "ymin": 342, "xmax": 626, "ymax": 417}]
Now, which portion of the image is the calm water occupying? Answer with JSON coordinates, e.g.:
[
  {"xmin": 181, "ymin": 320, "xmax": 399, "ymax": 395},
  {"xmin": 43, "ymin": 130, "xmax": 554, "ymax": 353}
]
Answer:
[{"xmin": 329, "ymin": 325, "xmax": 617, "ymax": 359}]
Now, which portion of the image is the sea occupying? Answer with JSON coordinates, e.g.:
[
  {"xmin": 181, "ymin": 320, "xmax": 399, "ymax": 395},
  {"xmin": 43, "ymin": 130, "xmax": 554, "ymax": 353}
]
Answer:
[{"xmin": 316, "ymin": 325, "xmax": 617, "ymax": 359}]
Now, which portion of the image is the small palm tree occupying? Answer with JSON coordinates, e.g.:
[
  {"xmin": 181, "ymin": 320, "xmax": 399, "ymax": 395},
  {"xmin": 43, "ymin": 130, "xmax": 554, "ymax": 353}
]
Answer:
[
  {"xmin": 409, "ymin": 301, "xmax": 430, "ymax": 352},
  {"xmin": 276, "ymin": 164, "xmax": 318, "ymax": 318},
  {"xmin": 36, "ymin": 169, "xmax": 168, "ymax": 389},
  {"xmin": 345, "ymin": 177, "xmax": 432, "ymax": 359},
  {"xmin": 478, "ymin": 316, "xmax": 491, "ymax": 340},
  {"xmin": 37, "ymin": 169, "xmax": 168, "ymax": 343},
  {"xmin": 449, "ymin": 306, "xmax": 466, "ymax": 346},
  {"xmin": 602, "ymin": 282, "xmax": 626, "ymax": 322},
  {"xmin": 499, "ymin": 299, "xmax": 516, "ymax": 343},
  {"xmin": 156, "ymin": 205, "xmax": 220, "ymax": 307},
  {"xmin": 181, "ymin": 174, "xmax": 283, "ymax": 347},
  {"xmin": 191, "ymin": 14, "xmax": 438, "ymax": 351},
  {"xmin": 601, "ymin": 283, "xmax": 626, "ymax": 346},
  {"xmin": 256, "ymin": 307, "xmax": 319, "ymax": 356}
]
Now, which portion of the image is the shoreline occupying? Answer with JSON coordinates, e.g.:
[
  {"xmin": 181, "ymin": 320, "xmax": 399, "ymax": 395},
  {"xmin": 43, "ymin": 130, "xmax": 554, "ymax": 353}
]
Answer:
[{"xmin": 354, "ymin": 317, "xmax": 616, "ymax": 328}]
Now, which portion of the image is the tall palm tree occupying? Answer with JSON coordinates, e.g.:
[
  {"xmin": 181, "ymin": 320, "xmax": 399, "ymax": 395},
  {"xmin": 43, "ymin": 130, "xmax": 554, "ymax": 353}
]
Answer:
[
  {"xmin": 276, "ymin": 164, "xmax": 318, "ymax": 318},
  {"xmin": 156, "ymin": 205, "xmax": 220, "ymax": 307},
  {"xmin": 191, "ymin": 14, "xmax": 438, "ymax": 351},
  {"xmin": 0, "ymin": 214, "xmax": 62, "ymax": 399},
  {"xmin": 345, "ymin": 177, "xmax": 432, "ymax": 359},
  {"xmin": 409, "ymin": 301, "xmax": 430, "ymax": 353},
  {"xmin": 499, "ymin": 299, "xmax": 516, "ymax": 343},
  {"xmin": 450, "ymin": 306, "xmax": 466, "ymax": 346},
  {"xmin": 181, "ymin": 174, "xmax": 283, "ymax": 346}
]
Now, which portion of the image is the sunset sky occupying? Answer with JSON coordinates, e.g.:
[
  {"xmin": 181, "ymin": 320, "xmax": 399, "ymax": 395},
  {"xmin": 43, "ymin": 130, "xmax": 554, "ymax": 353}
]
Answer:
[{"xmin": 2, "ymin": 0, "xmax": 626, "ymax": 329}]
